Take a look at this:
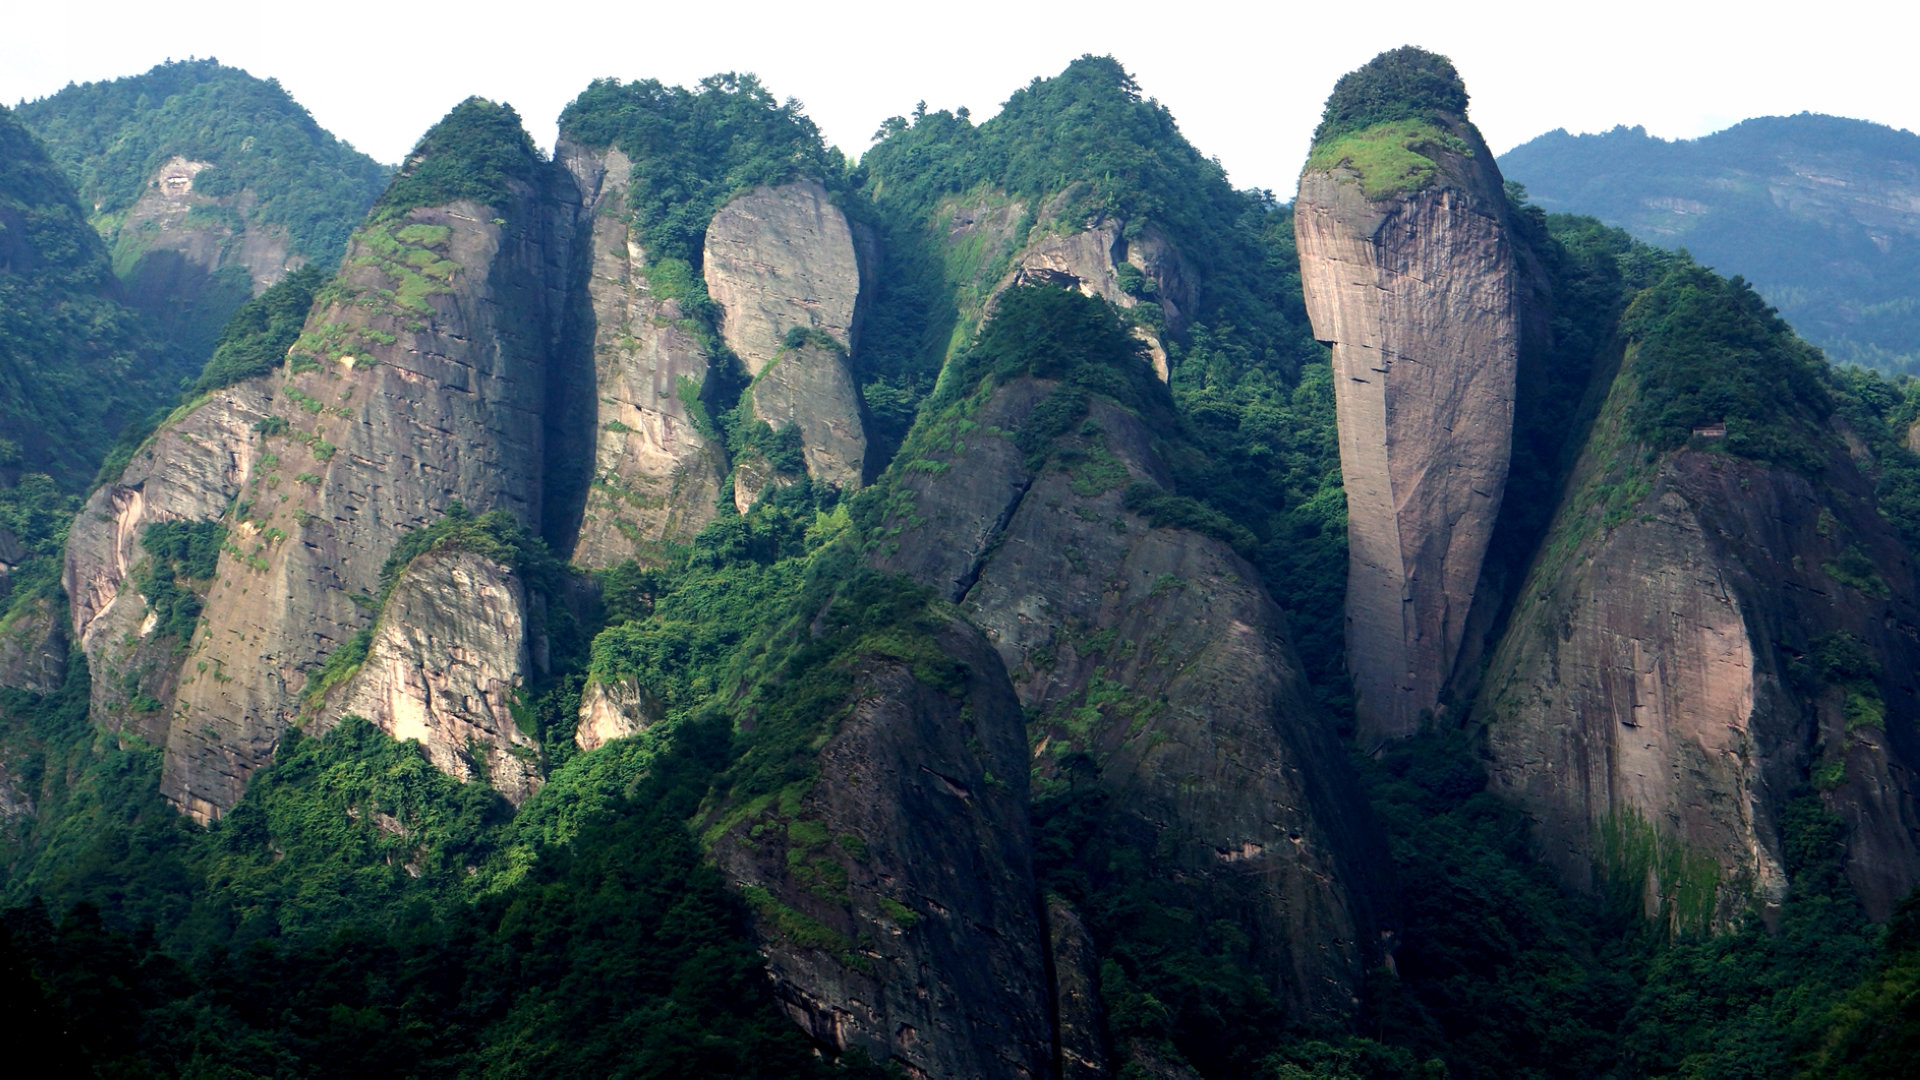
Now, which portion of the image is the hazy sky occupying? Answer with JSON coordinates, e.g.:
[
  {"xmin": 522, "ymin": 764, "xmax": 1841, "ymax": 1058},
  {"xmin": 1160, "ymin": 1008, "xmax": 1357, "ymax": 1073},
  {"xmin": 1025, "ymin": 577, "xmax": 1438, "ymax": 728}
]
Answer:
[{"xmin": 4, "ymin": 0, "xmax": 1911, "ymax": 195}]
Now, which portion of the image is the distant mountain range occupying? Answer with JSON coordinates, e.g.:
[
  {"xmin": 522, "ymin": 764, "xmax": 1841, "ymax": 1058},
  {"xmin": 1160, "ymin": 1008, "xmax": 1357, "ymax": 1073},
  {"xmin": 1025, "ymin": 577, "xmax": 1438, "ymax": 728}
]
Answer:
[{"xmin": 1501, "ymin": 114, "xmax": 1920, "ymax": 374}]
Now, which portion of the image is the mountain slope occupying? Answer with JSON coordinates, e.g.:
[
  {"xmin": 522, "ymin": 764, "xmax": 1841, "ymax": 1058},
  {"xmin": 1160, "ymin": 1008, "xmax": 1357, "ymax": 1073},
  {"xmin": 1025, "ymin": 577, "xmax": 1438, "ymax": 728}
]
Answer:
[{"xmin": 1500, "ymin": 115, "xmax": 1920, "ymax": 373}]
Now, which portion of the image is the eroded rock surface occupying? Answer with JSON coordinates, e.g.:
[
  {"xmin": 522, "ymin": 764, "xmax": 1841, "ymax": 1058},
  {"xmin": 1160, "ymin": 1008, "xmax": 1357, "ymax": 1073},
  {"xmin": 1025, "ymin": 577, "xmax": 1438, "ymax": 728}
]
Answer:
[
  {"xmin": 708, "ymin": 617, "xmax": 1054, "ymax": 1079},
  {"xmin": 874, "ymin": 376, "xmax": 1387, "ymax": 1021},
  {"xmin": 63, "ymin": 383, "xmax": 274, "ymax": 740},
  {"xmin": 0, "ymin": 597, "xmax": 66, "ymax": 695},
  {"xmin": 1296, "ymin": 122, "xmax": 1520, "ymax": 742},
  {"xmin": 1000, "ymin": 215, "xmax": 1194, "ymax": 380},
  {"xmin": 573, "ymin": 674, "xmax": 652, "ymax": 752},
  {"xmin": 704, "ymin": 182, "xmax": 867, "ymax": 491},
  {"xmin": 1482, "ymin": 382, "xmax": 1920, "ymax": 922},
  {"xmin": 557, "ymin": 142, "xmax": 723, "ymax": 562},
  {"xmin": 163, "ymin": 180, "xmax": 577, "ymax": 820},
  {"xmin": 331, "ymin": 550, "xmax": 539, "ymax": 804}
]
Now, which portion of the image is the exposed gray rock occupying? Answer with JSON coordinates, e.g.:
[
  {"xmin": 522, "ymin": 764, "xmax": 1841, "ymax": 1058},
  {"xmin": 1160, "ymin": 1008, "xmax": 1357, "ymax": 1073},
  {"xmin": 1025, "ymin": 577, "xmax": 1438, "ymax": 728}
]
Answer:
[
  {"xmin": 1296, "ymin": 119, "xmax": 1520, "ymax": 743},
  {"xmin": 0, "ymin": 596, "xmax": 65, "ymax": 695},
  {"xmin": 704, "ymin": 182, "xmax": 868, "ymax": 491},
  {"xmin": 873, "ymin": 376, "xmax": 1388, "ymax": 1020},
  {"xmin": 1048, "ymin": 895, "xmax": 1110, "ymax": 1080},
  {"xmin": 708, "ymin": 617, "xmax": 1055, "ymax": 1079},
  {"xmin": 330, "ymin": 549, "xmax": 540, "ymax": 804},
  {"xmin": 163, "ymin": 181, "xmax": 578, "ymax": 821},
  {"xmin": 557, "ymin": 141, "xmax": 724, "ymax": 563},
  {"xmin": 1482, "ymin": 372, "xmax": 1920, "ymax": 923}
]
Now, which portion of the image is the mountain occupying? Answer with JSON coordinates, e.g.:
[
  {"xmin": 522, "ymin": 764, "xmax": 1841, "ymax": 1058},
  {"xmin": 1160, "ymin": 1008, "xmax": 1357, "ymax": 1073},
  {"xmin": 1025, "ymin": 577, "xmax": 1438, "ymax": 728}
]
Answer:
[
  {"xmin": 4, "ymin": 50, "xmax": 1920, "ymax": 1080},
  {"xmin": 1500, "ymin": 115, "xmax": 1920, "ymax": 374},
  {"xmin": 15, "ymin": 60, "xmax": 389, "ymax": 368}
]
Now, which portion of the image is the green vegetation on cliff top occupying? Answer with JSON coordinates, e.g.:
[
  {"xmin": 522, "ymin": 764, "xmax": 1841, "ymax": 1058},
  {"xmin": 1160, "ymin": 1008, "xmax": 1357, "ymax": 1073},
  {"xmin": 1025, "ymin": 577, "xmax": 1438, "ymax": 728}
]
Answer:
[
  {"xmin": 1313, "ymin": 46, "xmax": 1471, "ymax": 144},
  {"xmin": 372, "ymin": 98, "xmax": 545, "ymax": 221},
  {"xmin": 559, "ymin": 74, "xmax": 846, "ymax": 266}
]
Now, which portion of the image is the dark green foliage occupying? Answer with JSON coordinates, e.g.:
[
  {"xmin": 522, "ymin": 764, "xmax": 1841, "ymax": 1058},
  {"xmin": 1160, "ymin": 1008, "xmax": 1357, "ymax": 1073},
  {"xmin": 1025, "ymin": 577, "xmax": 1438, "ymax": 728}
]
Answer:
[
  {"xmin": 15, "ymin": 59, "xmax": 388, "ymax": 266},
  {"xmin": 372, "ymin": 98, "xmax": 544, "ymax": 221},
  {"xmin": 1623, "ymin": 262, "xmax": 1835, "ymax": 472},
  {"xmin": 1122, "ymin": 482, "xmax": 1257, "ymax": 552},
  {"xmin": 1313, "ymin": 47, "xmax": 1470, "ymax": 144},
  {"xmin": 559, "ymin": 74, "xmax": 845, "ymax": 266},
  {"xmin": 1501, "ymin": 115, "xmax": 1920, "ymax": 374},
  {"xmin": 134, "ymin": 520, "xmax": 226, "ymax": 646},
  {"xmin": 1824, "ymin": 364, "xmax": 1920, "ymax": 557},
  {"xmin": 0, "ymin": 105, "xmax": 165, "ymax": 490},
  {"xmin": 0, "ymin": 474, "xmax": 79, "ymax": 630},
  {"xmin": 189, "ymin": 264, "xmax": 327, "ymax": 393}
]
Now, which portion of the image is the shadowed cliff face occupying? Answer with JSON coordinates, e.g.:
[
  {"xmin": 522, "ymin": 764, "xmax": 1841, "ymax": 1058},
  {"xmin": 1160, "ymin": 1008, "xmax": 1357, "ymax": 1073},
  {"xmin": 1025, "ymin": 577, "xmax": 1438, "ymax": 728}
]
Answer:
[
  {"xmin": 705, "ymin": 181, "xmax": 868, "ymax": 495},
  {"xmin": 1481, "ymin": 362, "xmax": 1920, "ymax": 924},
  {"xmin": 556, "ymin": 141, "xmax": 724, "ymax": 563},
  {"xmin": 707, "ymin": 617, "xmax": 1055, "ymax": 1079},
  {"xmin": 161, "ymin": 175, "xmax": 579, "ymax": 821},
  {"xmin": 873, "ymin": 374, "xmax": 1388, "ymax": 1022},
  {"xmin": 330, "ymin": 549, "xmax": 540, "ymax": 804},
  {"xmin": 1296, "ymin": 119, "xmax": 1521, "ymax": 743}
]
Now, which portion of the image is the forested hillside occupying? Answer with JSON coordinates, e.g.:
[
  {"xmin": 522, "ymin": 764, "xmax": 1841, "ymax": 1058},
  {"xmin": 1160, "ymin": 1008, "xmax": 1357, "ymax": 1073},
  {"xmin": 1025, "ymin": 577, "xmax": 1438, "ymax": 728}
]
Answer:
[
  {"xmin": 1501, "ymin": 116, "xmax": 1920, "ymax": 375},
  {"xmin": 1, "ymin": 51, "xmax": 1919, "ymax": 1080},
  {"xmin": 15, "ymin": 60, "xmax": 387, "ymax": 370}
]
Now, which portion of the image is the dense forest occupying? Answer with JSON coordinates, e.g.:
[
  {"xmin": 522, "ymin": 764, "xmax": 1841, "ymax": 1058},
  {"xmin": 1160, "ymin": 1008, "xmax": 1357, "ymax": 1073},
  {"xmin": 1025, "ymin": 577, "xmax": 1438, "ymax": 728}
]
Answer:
[{"xmin": 2, "ymin": 51, "xmax": 1919, "ymax": 1079}]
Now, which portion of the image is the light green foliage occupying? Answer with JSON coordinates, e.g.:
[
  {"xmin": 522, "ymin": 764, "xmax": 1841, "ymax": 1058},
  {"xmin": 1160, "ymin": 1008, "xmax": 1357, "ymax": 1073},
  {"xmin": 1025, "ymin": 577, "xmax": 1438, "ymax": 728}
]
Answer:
[
  {"xmin": 1305, "ymin": 120, "xmax": 1473, "ymax": 200},
  {"xmin": 1597, "ymin": 809, "xmax": 1725, "ymax": 935}
]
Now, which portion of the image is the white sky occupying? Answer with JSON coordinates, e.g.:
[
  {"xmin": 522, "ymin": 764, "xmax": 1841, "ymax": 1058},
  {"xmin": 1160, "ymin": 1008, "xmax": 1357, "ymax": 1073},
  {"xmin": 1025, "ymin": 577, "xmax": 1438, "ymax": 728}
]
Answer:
[{"xmin": 4, "ymin": 0, "xmax": 1913, "ymax": 196}]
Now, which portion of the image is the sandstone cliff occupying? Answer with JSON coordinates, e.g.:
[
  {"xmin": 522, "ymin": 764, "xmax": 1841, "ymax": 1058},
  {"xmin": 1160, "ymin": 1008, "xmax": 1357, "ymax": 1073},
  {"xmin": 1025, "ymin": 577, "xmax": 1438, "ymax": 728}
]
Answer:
[
  {"xmin": 330, "ymin": 549, "xmax": 540, "ymax": 803},
  {"xmin": 703, "ymin": 182, "xmax": 868, "ymax": 495},
  {"xmin": 997, "ymin": 212, "xmax": 1194, "ymax": 381},
  {"xmin": 708, "ymin": 616, "xmax": 1055, "ymax": 1079},
  {"xmin": 62, "ymin": 383, "xmax": 275, "ymax": 740},
  {"xmin": 159, "ymin": 116, "xmax": 579, "ymax": 819},
  {"xmin": 555, "ymin": 141, "xmax": 724, "ymax": 562},
  {"xmin": 1480, "ymin": 359, "xmax": 1920, "ymax": 923},
  {"xmin": 1296, "ymin": 118, "xmax": 1521, "ymax": 743},
  {"xmin": 873, "ymin": 375, "xmax": 1387, "ymax": 1022}
]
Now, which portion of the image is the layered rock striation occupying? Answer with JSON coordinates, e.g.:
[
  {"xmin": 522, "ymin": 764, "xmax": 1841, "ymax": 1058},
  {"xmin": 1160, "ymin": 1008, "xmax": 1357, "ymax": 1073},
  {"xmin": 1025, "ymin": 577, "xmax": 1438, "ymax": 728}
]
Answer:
[
  {"xmin": 1296, "ymin": 117, "xmax": 1522, "ymax": 742},
  {"xmin": 874, "ymin": 375, "xmax": 1388, "ymax": 1021},
  {"xmin": 160, "ymin": 122, "xmax": 580, "ymax": 820},
  {"xmin": 1481, "ymin": 368, "xmax": 1920, "ymax": 924}
]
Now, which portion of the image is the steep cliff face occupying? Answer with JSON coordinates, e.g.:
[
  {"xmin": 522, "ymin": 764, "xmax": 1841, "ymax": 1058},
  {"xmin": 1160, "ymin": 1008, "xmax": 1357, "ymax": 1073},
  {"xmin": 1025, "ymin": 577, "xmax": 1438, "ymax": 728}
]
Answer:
[
  {"xmin": 1481, "ymin": 366, "xmax": 1920, "ymax": 923},
  {"xmin": 1296, "ymin": 120, "xmax": 1521, "ymax": 742},
  {"xmin": 708, "ymin": 616, "xmax": 1054, "ymax": 1079},
  {"xmin": 0, "ymin": 598, "xmax": 66, "ymax": 695},
  {"xmin": 998, "ymin": 214, "xmax": 1195, "ymax": 381},
  {"xmin": 330, "ymin": 550, "xmax": 539, "ymax": 803},
  {"xmin": 874, "ymin": 374, "xmax": 1386, "ymax": 1020},
  {"xmin": 556, "ymin": 141, "xmax": 724, "ymax": 563},
  {"xmin": 62, "ymin": 384, "xmax": 275, "ymax": 740},
  {"xmin": 703, "ymin": 182, "xmax": 868, "ymax": 494},
  {"xmin": 160, "ymin": 107, "xmax": 578, "ymax": 820}
]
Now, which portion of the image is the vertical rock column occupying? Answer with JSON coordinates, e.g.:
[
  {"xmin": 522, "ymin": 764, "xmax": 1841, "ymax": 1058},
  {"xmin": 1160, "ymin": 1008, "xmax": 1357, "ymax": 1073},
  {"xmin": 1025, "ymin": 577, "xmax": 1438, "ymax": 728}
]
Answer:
[
  {"xmin": 703, "ymin": 181, "xmax": 867, "ymax": 497},
  {"xmin": 556, "ymin": 141, "xmax": 724, "ymax": 564},
  {"xmin": 1296, "ymin": 138, "xmax": 1520, "ymax": 742}
]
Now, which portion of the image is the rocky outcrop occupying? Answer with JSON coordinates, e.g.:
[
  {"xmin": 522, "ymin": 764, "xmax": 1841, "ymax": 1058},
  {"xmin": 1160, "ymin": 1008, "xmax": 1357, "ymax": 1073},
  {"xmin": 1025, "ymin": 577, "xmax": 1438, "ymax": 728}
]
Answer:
[
  {"xmin": 1000, "ymin": 214, "xmax": 1195, "ymax": 381},
  {"xmin": 573, "ymin": 673, "xmax": 652, "ymax": 752},
  {"xmin": 161, "ymin": 169, "xmax": 579, "ymax": 819},
  {"xmin": 708, "ymin": 616, "xmax": 1054, "ymax": 1079},
  {"xmin": 1296, "ymin": 120, "xmax": 1521, "ymax": 742},
  {"xmin": 556, "ymin": 142, "xmax": 724, "ymax": 562},
  {"xmin": 704, "ymin": 182, "xmax": 868, "ymax": 493},
  {"xmin": 331, "ymin": 550, "xmax": 539, "ymax": 804},
  {"xmin": 1480, "ymin": 372, "xmax": 1920, "ymax": 923},
  {"xmin": 0, "ymin": 597, "xmax": 66, "ymax": 695},
  {"xmin": 874, "ymin": 376, "xmax": 1388, "ymax": 1021},
  {"xmin": 1048, "ymin": 895, "xmax": 1110, "ymax": 1080},
  {"xmin": 62, "ymin": 383, "xmax": 275, "ymax": 740}
]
